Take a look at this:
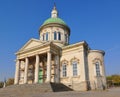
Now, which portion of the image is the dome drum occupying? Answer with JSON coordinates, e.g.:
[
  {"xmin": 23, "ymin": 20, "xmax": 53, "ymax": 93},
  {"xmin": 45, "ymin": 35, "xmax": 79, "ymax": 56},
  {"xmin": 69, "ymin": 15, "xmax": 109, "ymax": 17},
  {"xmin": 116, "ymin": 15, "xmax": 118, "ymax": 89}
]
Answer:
[{"xmin": 39, "ymin": 23, "xmax": 70, "ymax": 35}]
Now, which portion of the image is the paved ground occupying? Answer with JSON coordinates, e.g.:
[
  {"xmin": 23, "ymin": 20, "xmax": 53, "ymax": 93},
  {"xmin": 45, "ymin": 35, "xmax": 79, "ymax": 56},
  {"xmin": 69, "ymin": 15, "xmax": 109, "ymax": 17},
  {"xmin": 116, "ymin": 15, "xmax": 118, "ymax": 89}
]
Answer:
[{"xmin": 0, "ymin": 87, "xmax": 120, "ymax": 97}]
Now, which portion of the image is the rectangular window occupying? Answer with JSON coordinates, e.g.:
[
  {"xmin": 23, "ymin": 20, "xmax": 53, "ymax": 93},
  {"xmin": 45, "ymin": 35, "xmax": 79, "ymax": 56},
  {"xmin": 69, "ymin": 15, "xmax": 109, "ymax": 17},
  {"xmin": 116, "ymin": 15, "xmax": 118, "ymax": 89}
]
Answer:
[
  {"xmin": 95, "ymin": 62, "xmax": 100, "ymax": 76},
  {"xmin": 58, "ymin": 32, "xmax": 61, "ymax": 40},
  {"xmin": 54, "ymin": 32, "xmax": 57, "ymax": 40},
  {"xmin": 72, "ymin": 61, "xmax": 77, "ymax": 76},
  {"xmin": 46, "ymin": 32, "xmax": 48, "ymax": 40},
  {"xmin": 62, "ymin": 64, "xmax": 67, "ymax": 77}
]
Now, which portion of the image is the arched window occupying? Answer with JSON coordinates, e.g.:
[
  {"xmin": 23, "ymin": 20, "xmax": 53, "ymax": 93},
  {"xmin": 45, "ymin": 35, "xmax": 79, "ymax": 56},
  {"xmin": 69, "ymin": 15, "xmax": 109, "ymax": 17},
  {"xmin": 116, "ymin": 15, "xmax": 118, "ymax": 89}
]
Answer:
[
  {"xmin": 58, "ymin": 32, "xmax": 61, "ymax": 40},
  {"xmin": 72, "ymin": 61, "xmax": 78, "ymax": 76},
  {"xmin": 54, "ymin": 31, "xmax": 57, "ymax": 40},
  {"xmin": 62, "ymin": 63, "xmax": 67, "ymax": 77},
  {"xmin": 46, "ymin": 32, "xmax": 48, "ymax": 40},
  {"xmin": 95, "ymin": 62, "xmax": 100, "ymax": 76}
]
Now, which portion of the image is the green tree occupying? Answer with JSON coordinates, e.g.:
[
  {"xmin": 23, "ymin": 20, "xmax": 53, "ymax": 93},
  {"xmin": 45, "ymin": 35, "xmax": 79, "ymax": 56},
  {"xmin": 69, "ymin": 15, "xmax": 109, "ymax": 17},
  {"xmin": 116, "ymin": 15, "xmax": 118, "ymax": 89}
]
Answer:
[
  {"xmin": 6, "ymin": 78, "xmax": 14, "ymax": 86},
  {"xmin": 107, "ymin": 75, "xmax": 120, "ymax": 87},
  {"xmin": 0, "ymin": 81, "xmax": 4, "ymax": 88}
]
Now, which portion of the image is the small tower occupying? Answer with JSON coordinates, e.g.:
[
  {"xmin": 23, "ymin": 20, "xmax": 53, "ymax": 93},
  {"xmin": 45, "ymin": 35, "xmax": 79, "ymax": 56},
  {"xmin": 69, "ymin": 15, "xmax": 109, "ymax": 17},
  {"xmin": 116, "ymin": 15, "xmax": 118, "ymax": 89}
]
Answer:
[{"xmin": 51, "ymin": 4, "xmax": 58, "ymax": 18}]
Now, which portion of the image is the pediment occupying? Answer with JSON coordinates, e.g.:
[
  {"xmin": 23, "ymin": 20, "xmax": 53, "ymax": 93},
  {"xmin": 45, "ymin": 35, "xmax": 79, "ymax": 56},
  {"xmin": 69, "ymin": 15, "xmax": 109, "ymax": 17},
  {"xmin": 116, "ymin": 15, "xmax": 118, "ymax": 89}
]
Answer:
[{"xmin": 18, "ymin": 38, "xmax": 44, "ymax": 52}]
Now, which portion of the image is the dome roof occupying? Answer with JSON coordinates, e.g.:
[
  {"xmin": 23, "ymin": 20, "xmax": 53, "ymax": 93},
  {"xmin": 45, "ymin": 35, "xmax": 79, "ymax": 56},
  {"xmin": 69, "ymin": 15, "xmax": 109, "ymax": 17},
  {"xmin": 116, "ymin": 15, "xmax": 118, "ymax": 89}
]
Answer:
[
  {"xmin": 39, "ymin": 5, "xmax": 70, "ymax": 32},
  {"xmin": 42, "ymin": 17, "xmax": 67, "ymax": 26}
]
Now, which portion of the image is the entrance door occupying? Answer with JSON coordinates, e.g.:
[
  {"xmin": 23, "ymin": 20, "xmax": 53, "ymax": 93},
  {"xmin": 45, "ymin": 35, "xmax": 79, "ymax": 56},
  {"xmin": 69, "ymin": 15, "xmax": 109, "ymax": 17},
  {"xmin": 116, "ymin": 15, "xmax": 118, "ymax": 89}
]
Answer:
[{"xmin": 39, "ymin": 69, "xmax": 43, "ymax": 83}]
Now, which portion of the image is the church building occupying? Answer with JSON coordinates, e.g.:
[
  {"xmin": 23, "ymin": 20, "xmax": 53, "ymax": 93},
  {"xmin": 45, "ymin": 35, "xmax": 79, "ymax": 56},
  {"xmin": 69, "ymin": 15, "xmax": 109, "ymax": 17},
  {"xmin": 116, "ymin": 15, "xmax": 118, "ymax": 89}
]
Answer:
[{"xmin": 14, "ymin": 5, "xmax": 106, "ymax": 91}]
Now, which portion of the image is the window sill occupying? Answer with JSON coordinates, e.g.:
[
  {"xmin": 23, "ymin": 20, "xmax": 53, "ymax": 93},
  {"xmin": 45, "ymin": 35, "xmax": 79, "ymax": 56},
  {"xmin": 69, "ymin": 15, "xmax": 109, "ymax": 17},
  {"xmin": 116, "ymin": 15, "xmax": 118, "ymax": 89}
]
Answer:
[
  {"xmin": 61, "ymin": 77, "xmax": 69, "ymax": 79},
  {"xmin": 94, "ymin": 75, "xmax": 103, "ymax": 78},
  {"xmin": 72, "ymin": 75, "xmax": 80, "ymax": 78}
]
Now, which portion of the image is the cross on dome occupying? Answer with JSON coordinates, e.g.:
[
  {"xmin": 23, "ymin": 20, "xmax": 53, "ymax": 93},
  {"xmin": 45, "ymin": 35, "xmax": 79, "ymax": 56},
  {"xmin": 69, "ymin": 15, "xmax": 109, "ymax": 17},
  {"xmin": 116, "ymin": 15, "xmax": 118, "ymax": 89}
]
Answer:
[{"xmin": 51, "ymin": 3, "xmax": 58, "ymax": 18}]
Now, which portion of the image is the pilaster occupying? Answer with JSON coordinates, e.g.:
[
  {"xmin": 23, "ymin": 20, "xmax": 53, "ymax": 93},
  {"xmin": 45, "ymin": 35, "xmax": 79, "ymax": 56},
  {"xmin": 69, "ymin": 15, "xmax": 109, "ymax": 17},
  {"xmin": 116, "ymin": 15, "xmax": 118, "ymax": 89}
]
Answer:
[{"xmin": 55, "ymin": 55, "xmax": 60, "ymax": 83}]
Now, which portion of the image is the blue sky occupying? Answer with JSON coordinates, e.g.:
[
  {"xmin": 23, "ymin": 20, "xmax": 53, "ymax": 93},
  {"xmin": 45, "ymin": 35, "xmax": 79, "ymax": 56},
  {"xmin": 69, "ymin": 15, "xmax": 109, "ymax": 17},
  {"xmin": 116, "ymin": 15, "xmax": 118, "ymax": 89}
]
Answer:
[{"xmin": 0, "ymin": 0, "xmax": 120, "ymax": 81}]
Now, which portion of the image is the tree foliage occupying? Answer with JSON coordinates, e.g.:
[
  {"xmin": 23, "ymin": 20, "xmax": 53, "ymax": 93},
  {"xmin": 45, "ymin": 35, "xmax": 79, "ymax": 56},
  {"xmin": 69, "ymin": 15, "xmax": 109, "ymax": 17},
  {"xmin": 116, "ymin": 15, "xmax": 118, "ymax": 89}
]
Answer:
[
  {"xmin": 0, "ymin": 81, "xmax": 4, "ymax": 88},
  {"xmin": 6, "ymin": 78, "xmax": 14, "ymax": 86},
  {"xmin": 107, "ymin": 74, "xmax": 120, "ymax": 87}
]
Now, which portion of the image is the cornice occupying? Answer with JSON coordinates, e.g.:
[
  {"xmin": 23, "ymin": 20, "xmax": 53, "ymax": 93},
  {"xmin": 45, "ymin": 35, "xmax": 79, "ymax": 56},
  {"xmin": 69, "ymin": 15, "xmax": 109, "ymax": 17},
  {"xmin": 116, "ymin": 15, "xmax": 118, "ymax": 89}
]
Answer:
[
  {"xmin": 62, "ymin": 41, "xmax": 88, "ymax": 50},
  {"xmin": 88, "ymin": 50, "xmax": 105, "ymax": 56},
  {"xmin": 16, "ymin": 42, "xmax": 51, "ymax": 55}
]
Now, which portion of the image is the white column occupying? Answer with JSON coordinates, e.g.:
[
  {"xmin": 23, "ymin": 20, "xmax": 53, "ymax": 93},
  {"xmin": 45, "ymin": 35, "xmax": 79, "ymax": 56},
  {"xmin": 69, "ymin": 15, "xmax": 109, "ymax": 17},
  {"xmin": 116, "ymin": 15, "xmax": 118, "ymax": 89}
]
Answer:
[
  {"xmin": 41, "ymin": 34, "xmax": 43, "ymax": 41},
  {"xmin": 44, "ymin": 34, "xmax": 46, "ymax": 41},
  {"xmin": 14, "ymin": 60, "xmax": 20, "ymax": 84},
  {"xmin": 49, "ymin": 32, "xmax": 51, "ymax": 41},
  {"xmin": 35, "ymin": 55, "xmax": 40, "ymax": 83},
  {"xmin": 63, "ymin": 33, "xmax": 65, "ymax": 42},
  {"xmin": 57, "ymin": 32, "xmax": 58, "ymax": 40},
  {"xmin": 24, "ymin": 57, "xmax": 29, "ymax": 84},
  {"xmin": 56, "ymin": 55, "xmax": 60, "ymax": 83},
  {"xmin": 46, "ymin": 51, "xmax": 51, "ymax": 82}
]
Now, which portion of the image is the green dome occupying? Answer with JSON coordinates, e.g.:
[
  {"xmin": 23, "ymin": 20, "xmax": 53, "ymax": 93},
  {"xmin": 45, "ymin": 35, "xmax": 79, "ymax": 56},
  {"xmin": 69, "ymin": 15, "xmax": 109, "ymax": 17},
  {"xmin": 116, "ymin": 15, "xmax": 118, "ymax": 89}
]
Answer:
[{"xmin": 42, "ymin": 17, "xmax": 67, "ymax": 26}]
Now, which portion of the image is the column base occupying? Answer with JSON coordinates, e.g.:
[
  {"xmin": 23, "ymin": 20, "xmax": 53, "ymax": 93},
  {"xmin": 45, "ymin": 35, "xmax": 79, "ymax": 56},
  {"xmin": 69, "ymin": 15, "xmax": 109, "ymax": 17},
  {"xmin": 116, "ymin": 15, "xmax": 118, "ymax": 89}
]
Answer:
[{"xmin": 34, "ymin": 82, "xmax": 39, "ymax": 84}]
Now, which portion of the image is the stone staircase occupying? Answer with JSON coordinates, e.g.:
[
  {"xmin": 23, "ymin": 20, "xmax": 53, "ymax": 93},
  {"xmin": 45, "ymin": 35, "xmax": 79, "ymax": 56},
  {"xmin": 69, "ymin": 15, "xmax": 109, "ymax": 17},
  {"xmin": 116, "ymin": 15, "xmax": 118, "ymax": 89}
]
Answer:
[
  {"xmin": 0, "ymin": 83, "xmax": 72, "ymax": 96},
  {"xmin": 50, "ymin": 83, "xmax": 73, "ymax": 92}
]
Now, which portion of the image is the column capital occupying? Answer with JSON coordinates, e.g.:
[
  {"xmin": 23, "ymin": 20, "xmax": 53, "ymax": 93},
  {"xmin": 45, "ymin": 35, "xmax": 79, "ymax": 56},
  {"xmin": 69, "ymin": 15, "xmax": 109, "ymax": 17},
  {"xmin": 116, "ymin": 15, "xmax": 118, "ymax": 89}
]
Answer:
[
  {"xmin": 25, "ymin": 57, "xmax": 28, "ymax": 59},
  {"xmin": 36, "ymin": 54, "xmax": 39, "ymax": 56},
  {"xmin": 47, "ymin": 51, "xmax": 51, "ymax": 53},
  {"xmin": 15, "ymin": 59, "xmax": 19, "ymax": 62},
  {"xmin": 35, "ymin": 52, "xmax": 39, "ymax": 55},
  {"xmin": 15, "ymin": 60, "xmax": 20, "ymax": 66}
]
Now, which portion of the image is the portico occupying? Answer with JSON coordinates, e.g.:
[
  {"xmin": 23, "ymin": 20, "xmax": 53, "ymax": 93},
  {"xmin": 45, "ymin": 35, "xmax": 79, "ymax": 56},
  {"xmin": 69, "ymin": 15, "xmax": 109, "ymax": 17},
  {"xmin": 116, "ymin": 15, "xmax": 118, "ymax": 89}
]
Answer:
[{"xmin": 14, "ymin": 41, "xmax": 60, "ymax": 84}]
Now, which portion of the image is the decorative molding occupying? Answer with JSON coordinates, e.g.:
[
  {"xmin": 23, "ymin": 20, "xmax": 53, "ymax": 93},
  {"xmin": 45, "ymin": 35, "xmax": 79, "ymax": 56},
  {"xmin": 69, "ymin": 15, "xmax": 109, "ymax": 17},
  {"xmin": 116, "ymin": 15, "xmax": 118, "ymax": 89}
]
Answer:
[
  {"xmin": 70, "ymin": 56, "xmax": 80, "ymax": 64},
  {"xmin": 92, "ymin": 58, "xmax": 102, "ymax": 65},
  {"xmin": 61, "ymin": 59, "xmax": 69, "ymax": 65}
]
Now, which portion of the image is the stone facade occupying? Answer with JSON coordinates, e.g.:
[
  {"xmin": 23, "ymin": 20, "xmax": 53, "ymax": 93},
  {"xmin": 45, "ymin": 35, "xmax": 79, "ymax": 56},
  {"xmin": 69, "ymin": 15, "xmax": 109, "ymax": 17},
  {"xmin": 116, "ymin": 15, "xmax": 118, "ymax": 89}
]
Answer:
[{"xmin": 14, "ymin": 5, "xmax": 106, "ymax": 91}]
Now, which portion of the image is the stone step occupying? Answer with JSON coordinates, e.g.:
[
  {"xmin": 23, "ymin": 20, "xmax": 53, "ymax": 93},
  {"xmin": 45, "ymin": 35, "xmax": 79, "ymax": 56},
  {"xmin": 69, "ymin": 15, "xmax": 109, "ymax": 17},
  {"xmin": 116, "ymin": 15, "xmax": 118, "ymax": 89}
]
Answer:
[
  {"xmin": 0, "ymin": 83, "xmax": 73, "ymax": 95},
  {"xmin": 51, "ymin": 83, "xmax": 73, "ymax": 92}
]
